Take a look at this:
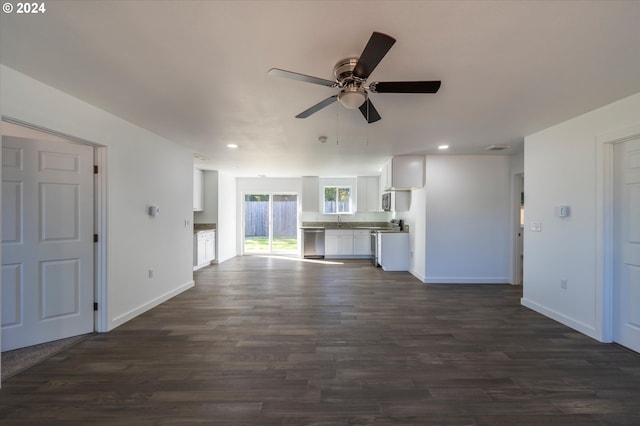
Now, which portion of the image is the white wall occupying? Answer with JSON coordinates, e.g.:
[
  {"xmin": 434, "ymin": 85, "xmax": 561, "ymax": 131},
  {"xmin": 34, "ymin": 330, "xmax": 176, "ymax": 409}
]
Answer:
[
  {"xmin": 403, "ymin": 185, "xmax": 427, "ymax": 282},
  {"xmin": 511, "ymin": 150, "xmax": 524, "ymax": 175},
  {"xmin": 0, "ymin": 66, "xmax": 195, "ymax": 335},
  {"xmin": 194, "ymin": 170, "xmax": 219, "ymax": 224},
  {"xmin": 523, "ymin": 92, "xmax": 640, "ymax": 341},
  {"xmin": 421, "ymin": 155, "xmax": 512, "ymax": 283},
  {"xmin": 217, "ymin": 172, "xmax": 237, "ymax": 262}
]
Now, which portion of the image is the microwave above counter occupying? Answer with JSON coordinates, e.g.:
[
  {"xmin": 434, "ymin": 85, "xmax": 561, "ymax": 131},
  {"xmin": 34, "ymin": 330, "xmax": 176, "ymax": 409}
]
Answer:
[{"xmin": 382, "ymin": 191, "xmax": 410, "ymax": 212}]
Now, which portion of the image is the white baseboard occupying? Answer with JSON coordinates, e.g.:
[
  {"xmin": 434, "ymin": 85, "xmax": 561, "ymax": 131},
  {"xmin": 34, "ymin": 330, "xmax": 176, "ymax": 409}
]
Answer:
[
  {"xmin": 409, "ymin": 267, "xmax": 426, "ymax": 282},
  {"xmin": 109, "ymin": 280, "xmax": 195, "ymax": 330},
  {"xmin": 521, "ymin": 297, "xmax": 600, "ymax": 341}
]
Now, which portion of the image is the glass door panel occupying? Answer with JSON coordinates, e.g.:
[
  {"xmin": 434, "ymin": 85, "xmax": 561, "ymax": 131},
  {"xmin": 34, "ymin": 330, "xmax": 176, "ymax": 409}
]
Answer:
[
  {"xmin": 272, "ymin": 194, "xmax": 297, "ymax": 254},
  {"xmin": 244, "ymin": 194, "xmax": 270, "ymax": 253},
  {"xmin": 243, "ymin": 193, "xmax": 298, "ymax": 254}
]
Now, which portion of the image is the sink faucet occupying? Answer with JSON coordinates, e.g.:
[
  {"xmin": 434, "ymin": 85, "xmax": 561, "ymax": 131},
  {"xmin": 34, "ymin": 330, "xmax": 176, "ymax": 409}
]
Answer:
[{"xmin": 337, "ymin": 214, "xmax": 342, "ymax": 228}]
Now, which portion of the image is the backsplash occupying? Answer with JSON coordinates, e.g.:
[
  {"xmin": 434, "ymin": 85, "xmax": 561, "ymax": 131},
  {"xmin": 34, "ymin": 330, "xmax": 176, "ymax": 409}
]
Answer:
[{"xmin": 300, "ymin": 210, "xmax": 391, "ymax": 223}]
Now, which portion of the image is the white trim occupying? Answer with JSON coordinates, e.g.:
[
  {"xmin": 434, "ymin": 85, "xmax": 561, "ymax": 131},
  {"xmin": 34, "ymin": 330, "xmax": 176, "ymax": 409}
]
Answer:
[
  {"xmin": 2, "ymin": 116, "xmax": 99, "ymax": 147},
  {"xmin": 595, "ymin": 123, "xmax": 640, "ymax": 343},
  {"xmin": 409, "ymin": 267, "xmax": 426, "ymax": 283},
  {"xmin": 94, "ymin": 146, "xmax": 109, "ymax": 332},
  {"xmin": 521, "ymin": 297, "xmax": 599, "ymax": 340},
  {"xmin": 110, "ymin": 280, "xmax": 195, "ymax": 330}
]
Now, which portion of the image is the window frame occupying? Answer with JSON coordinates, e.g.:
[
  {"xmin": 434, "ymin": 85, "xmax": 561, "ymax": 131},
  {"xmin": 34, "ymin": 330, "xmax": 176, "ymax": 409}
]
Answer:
[{"xmin": 322, "ymin": 185, "xmax": 353, "ymax": 215}]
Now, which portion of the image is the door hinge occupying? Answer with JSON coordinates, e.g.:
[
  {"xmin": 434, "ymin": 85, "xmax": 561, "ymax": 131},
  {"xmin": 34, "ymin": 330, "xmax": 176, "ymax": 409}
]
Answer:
[
  {"xmin": 93, "ymin": 302, "xmax": 98, "ymax": 311},
  {"xmin": 94, "ymin": 234, "xmax": 99, "ymax": 243},
  {"xmin": 94, "ymin": 165, "xmax": 99, "ymax": 174}
]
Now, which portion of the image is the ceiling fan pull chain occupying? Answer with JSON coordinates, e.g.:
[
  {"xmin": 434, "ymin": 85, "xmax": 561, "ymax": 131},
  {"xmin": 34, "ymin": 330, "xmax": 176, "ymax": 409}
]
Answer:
[
  {"xmin": 336, "ymin": 101, "xmax": 340, "ymax": 145},
  {"xmin": 366, "ymin": 101, "xmax": 370, "ymax": 146}
]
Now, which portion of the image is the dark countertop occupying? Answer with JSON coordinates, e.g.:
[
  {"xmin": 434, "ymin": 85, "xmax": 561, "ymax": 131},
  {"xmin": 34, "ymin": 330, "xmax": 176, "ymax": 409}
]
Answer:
[{"xmin": 194, "ymin": 223, "xmax": 216, "ymax": 233}]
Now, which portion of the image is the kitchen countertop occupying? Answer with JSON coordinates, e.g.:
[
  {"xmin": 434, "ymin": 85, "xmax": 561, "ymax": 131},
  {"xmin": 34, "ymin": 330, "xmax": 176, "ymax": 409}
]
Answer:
[{"xmin": 194, "ymin": 223, "xmax": 216, "ymax": 233}]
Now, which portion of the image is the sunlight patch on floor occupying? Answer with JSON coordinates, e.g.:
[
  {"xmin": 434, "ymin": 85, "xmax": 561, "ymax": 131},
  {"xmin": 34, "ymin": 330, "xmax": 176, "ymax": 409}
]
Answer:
[{"xmin": 253, "ymin": 255, "xmax": 344, "ymax": 265}]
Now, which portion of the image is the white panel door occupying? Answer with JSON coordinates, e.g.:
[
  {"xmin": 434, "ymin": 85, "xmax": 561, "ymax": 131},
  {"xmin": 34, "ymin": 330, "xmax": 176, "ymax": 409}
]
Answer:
[
  {"xmin": 2, "ymin": 136, "xmax": 94, "ymax": 351},
  {"xmin": 614, "ymin": 137, "xmax": 640, "ymax": 352}
]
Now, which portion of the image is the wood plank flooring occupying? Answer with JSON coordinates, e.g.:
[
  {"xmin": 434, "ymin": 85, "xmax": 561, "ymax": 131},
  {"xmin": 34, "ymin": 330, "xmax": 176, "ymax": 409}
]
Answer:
[{"xmin": 1, "ymin": 256, "xmax": 639, "ymax": 425}]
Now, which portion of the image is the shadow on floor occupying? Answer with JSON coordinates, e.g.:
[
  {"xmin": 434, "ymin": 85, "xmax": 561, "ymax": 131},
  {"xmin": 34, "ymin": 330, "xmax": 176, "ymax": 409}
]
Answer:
[{"xmin": 2, "ymin": 334, "xmax": 91, "ymax": 381}]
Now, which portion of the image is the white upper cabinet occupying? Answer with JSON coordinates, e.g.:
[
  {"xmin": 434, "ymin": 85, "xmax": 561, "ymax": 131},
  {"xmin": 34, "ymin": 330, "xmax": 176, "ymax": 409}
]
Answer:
[
  {"xmin": 193, "ymin": 168, "xmax": 204, "ymax": 211},
  {"xmin": 356, "ymin": 176, "xmax": 381, "ymax": 212},
  {"xmin": 382, "ymin": 156, "xmax": 425, "ymax": 190},
  {"xmin": 301, "ymin": 176, "xmax": 319, "ymax": 212}
]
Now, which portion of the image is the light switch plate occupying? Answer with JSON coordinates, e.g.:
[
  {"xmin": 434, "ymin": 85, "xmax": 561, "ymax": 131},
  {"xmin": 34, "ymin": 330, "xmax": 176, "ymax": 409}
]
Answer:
[{"xmin": 530, "ymin": 221, "xmax": 542, "ymax": 232}]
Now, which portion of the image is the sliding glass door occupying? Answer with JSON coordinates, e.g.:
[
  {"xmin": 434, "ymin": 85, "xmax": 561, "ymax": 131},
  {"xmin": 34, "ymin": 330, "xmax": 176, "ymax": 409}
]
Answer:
[{"xmin": 243, "ymin": 193, "xmax": 298, "ymax": 254}]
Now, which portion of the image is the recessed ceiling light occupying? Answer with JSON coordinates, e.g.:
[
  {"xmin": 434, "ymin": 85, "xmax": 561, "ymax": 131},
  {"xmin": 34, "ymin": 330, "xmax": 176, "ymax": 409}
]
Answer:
[
  {"xmin": 438, "ymin": 144, "xmax": 449, "ymax": 150},
  {"xmin": 227, "ymin": 143, "xmax": 238, "ymax": 149}
]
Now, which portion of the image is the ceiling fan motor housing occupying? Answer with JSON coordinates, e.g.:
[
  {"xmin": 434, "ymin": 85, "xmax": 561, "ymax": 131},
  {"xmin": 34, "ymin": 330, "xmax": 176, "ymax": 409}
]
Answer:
[
  {"xmin": 334, "ymin": 58, "xmax": 367, "ymax": 108},
  {"xmin": 333, "ymin": 57, "xmax": 360, "ymax": 83}
]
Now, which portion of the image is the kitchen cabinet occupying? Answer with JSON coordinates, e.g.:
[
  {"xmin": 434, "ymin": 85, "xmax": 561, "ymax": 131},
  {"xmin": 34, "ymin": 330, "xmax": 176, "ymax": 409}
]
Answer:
[
  {"xmin": 325, "ymin": 230, "xmax": 354, "ymax": 256},
  {"xmin": 193, "ymin": 168, "xmax": 204, "ymax": 211},
  {"xmin": 381, "ymin": 156, "xmax": 425, "ymax": 190},
  {"xmin": 326, "ymin": 229, "xmax": 371, "ymax": 257},
  {"xmin": 194, "ymin": 230, "xmax": 215, "ymax": 270},
  {"xmin": 378, "ymin": 232, "xmax": 409, "ymax": 271},
  {"xmin": 302, "ymin": 176, "xmax": 319, "ymax": 212},
  {"xmin": 353, "ymin": 229, "xmax": 371, "ymax": 256},
  {"xmin": 357, "ymin": 176, "xmax": 381, "ymax": 212}
]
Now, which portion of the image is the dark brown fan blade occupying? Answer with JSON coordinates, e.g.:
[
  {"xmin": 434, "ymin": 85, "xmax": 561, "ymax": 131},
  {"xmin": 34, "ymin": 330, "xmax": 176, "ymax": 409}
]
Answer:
[
  {"xmin": 295, "ymin": 95, "xmax": 338, "ymax": 118},
  {"xmin": 268, "ymin": 68, "xmax": 336, "ymax": 87},
  {"xmin": 358, "ymin": 99, "xmax": 381, "ymax": 123},
  {"xmin": 353, "ymin": 32, "xmax": 396, "ymax": 80},
  {"xmin": 370, "ymin": 81, "xmax": 441, "ymax": 93}
]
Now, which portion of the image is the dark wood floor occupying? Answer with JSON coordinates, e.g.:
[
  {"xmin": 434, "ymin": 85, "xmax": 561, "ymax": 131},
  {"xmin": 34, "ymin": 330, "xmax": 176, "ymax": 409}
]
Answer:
[{"xmin": 1, "ymin": 256, "xmax": 639, "ymax": 425}]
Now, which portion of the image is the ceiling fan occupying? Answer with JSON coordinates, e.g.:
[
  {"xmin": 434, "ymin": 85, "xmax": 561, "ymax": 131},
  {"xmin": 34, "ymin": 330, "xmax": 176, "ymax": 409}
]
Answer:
[{"xmin": 268, "ymin": 31, "xmax": 441, "ymax": 123}]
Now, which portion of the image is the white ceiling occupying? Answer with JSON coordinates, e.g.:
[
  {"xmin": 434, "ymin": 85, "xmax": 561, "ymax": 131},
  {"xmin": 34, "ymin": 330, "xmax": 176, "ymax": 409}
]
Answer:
[{"xmin": 1, "ymin": 1, "xmax": 639, "ymax": 177}]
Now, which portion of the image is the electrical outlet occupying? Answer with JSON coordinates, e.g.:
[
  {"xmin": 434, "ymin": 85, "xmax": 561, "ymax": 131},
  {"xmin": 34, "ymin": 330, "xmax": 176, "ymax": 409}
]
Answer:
[
  {"xmin": 530, "ymin": 221, "xmax": 542, "ymax": 232},
  {"xmin": 560, "ymin": 279, "xmax": 567, "ymax": 290},
  {"xmin": 148, "ymin": 269, "xmax": 154, "ymax": 279}
]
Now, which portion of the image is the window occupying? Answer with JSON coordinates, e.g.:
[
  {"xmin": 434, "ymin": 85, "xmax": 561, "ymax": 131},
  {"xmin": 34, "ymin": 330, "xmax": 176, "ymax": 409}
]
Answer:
[{"xmin": 323, "ymin": 186, "xmax": 352, "ymax": 214}]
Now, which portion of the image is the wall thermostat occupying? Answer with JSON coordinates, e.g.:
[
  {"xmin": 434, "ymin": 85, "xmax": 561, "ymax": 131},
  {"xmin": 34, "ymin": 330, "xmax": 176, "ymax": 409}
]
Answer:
[
  {"xmin": 555, "ymin": 205, "xmax": 570, "ymax": 218},
  {"xmin": 148, "ymin": 205, "xmax": 160, "ymax": 217}
]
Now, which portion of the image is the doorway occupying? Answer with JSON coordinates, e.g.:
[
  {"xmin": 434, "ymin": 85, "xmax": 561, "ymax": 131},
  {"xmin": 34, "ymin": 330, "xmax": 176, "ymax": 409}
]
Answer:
[
  {"xmin": 243, "ymin": 193, "xmax": 298, "ymax": 254},
  {"xmin": 2, "ymin": 131, "xmax": 95, "ymax": 351},
  {"xmin": 612, "ymin": 136, "xmax": 640, "ymax": 352},
  {"xmin": 512, "ymin": 173, "xmax": 524, "ymax": 285}
]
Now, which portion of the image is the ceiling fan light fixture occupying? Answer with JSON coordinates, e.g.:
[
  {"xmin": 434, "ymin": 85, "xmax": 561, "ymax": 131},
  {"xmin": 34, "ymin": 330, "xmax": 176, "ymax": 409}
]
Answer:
[{"xmin": 338, "ymin": 87, "xmax": 367, "ymax": 109}]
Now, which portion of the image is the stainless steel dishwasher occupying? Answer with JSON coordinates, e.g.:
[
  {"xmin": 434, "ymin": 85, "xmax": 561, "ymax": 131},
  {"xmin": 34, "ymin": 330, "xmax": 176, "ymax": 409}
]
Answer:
[{"xmin": 303, "ymin": 228, "xmax": 325, "ymax": 258}]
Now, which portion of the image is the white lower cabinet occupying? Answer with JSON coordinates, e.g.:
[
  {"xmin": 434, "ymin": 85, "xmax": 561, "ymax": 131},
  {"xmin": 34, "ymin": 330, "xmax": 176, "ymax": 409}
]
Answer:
[
  {"xmin": 324, "ymin": 232, "xmax": 339, "ymax": 255},
  {"xmin": 325, "ymin": 229, "xmax": 370, "ymax": 258},
  {"xmin": 325, "ymin": 230, "xmax": 353, "ymax": 256},
  {"xmin": 194, "ymin": 230, "xmax": 216, "ymax": 270},
  {"xmin": 353, "ymin": 230, "xmax": 371, "ymax": 256}
]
